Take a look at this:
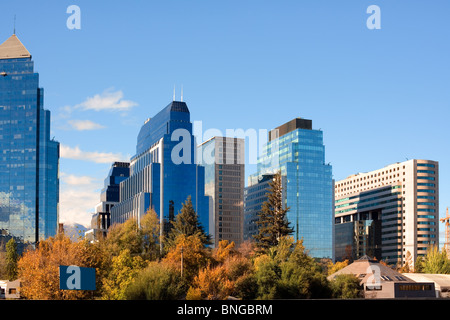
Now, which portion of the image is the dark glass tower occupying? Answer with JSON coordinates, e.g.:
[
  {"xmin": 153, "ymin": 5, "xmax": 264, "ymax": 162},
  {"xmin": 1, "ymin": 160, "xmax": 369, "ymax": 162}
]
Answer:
[
  {"xmin": 86, "ymin": 161, "xmax": 129, "ymax": 241},
  {"xmin": 0, "ymin": 34, "xmax": 59, "ymax": 246}
]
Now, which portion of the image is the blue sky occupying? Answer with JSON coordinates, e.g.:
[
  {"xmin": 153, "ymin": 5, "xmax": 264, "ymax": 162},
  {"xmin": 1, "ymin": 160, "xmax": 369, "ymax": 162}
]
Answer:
[{"xmin": 1, "ymin": 1, "xmax": 449, "ymax": 246}]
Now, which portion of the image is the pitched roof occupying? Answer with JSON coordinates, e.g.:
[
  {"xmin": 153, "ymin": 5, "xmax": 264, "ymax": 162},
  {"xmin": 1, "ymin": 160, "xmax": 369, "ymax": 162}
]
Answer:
[
  {"xmin": 0, "ymin": 34, "xmax": 31, "ymax": 60},
  {"xmin": 327, "ymin": 256, "xmax": 415, "ymax": 284}
]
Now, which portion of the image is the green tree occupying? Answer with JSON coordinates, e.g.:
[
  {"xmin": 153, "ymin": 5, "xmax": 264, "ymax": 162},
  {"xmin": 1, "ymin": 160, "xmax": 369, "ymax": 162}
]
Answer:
[
  {"xmin": 224, "ymin": 254, "xmax": 257, "ymax": 299},
  {"xmin": 140, "ymin": 209, "xmax": 161, "ymax": 261},
  {"xmin": 253, "ymin": 172, "xmax": 293, "ymax": 250},
  {"xmin": 277, "ymin": 237, "xmax": 330, "ymax": 299},
  {"xmin": 253, "ymin": 236, "xmax": 330, "ymax": 299},
  {"xmin": 5, "ymin": 238, "xmax": 18, "ymax": 281},
  {"xmin": 166, "ymin": 196, "xmax": 210, "ymax": 248},
  {"xmin": 100, "ymin": 210, "xmax": 162, "ymax": 261},
  {"xmin": 329, "ymin": 274, "xmax": 362, "ymax": 299},
  {"xmin": 102, "ymin": 217, "xmax": 143, "ymax": 258},
  {"xmin": 417, "ymin": 246, "xmax": 450, "ymax": 274},
  {"xmin": 253, "ymin": 253, "xmax": 280, "ymax": 299},
  {"xmin": 125, "ymin": 261, "xmax": 185, "ymax": 300},
  {"xmin": 101, "ymin": 249, "xmax": 147, "ymax": 300}
]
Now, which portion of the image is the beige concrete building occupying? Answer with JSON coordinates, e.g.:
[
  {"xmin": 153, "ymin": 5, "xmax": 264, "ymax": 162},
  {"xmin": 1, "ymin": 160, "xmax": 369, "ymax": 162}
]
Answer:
[
  {"xmin": 334, "ymin": 159, "xmax": 439, "ymax": 267},
  {"xmin": 328, "ymin": 256, "xmax": 436, "ymax": 299},
  {"xmin": 198, "ymin": 137, "xmax": 245, "ymax": 247},
  {"xmin": 0, "ymin": 280, "xmax": 20, "ymax": 299},
  {"xmin": 403, "ymin": 273, "xmax": 450, "ymax": 298}
]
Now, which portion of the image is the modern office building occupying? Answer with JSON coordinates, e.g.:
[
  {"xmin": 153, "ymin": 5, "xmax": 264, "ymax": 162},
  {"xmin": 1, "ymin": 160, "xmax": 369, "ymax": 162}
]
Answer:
[
  {"xmin": 85, "ymin": 161, "xmax": 129, "ymax": 241},
  {"xmin": 243, "ymin": 173, "xmax": 285, "ymax": 241},
  {"xmin": 110, "ymin": 100, "xmax": 209, "ymax": 240},
  {"xmin": 334, "ymin": 159, "xmax": 439, "ymax": 267},
  {"xmin": 248, "ymin": 118, "xmax": 333, "ymax": 259},
  {"xmin": 197, "ymin": 136, "xmax": 245, "ymax": 247},
  {"xmin": 0, "ymin": 34, "xmax": 59, "ymax": 248}
]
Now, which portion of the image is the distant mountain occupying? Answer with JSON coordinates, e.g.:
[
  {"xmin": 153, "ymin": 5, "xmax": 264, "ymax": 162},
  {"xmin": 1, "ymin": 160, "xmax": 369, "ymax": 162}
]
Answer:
[{"xmin": 62, "ymin": 222, "xmax": 89, "ymax": 241}]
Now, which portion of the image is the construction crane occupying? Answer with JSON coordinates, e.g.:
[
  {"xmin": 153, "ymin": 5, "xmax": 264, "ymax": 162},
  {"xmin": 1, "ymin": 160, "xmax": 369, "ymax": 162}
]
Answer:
[{"xmin": 440, "ymin": 207, "xmax": 450, "ymax": 257}]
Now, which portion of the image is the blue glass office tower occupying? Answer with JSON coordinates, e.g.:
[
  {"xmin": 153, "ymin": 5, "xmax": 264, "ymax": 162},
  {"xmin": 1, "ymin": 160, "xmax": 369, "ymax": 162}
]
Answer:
[
  {"xmin": 243, "ymin": 173, "xmax": 284, "ymax": 241},
  {"xmin": 111, "ymin": 100, "xmax": 209, "ymax": 238},
  {"xmin": 99, "ymin": 161, "xmax": 130, "ymax": 206},
  {"xmin": 86, "ymin": 162, "xmax": 129, "ymax": 241},
  {"xmin": 0, "ymin": 34, "xmax": 59, "ymax": 246},
  {"xmin": 248, "ymin": 118, "xmax": 333, "ymax": 259}
]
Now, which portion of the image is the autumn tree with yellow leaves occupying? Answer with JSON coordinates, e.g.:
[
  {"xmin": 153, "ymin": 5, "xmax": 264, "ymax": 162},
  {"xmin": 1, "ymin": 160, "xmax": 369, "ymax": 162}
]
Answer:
[
  {"xmin": 15, "ymin": 196, "xmax": 364, "ymax": 300},
  {"xmin": 17, "ymin": 233, "xmax": 104, "ymax": 300}
]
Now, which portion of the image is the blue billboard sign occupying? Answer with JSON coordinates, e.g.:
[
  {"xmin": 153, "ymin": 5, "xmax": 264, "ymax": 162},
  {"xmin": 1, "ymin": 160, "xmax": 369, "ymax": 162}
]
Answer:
[{"xmin": 59, "ymin": 265, "xmax": 96, "ymax": 291}]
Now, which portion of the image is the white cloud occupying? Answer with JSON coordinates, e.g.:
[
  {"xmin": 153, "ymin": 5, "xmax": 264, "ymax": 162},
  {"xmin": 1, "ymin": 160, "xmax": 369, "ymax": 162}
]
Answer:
[
  {"xmin": 75, "ymin": 89, "xmax": 138, "ymax": 112},
  {"xmin": 60, "ymin": 144, "xmax": 128, "ymax": 164},
  {"xmin": 68, "ymin": 119, "xmax": 106, "ymax": 131},
  {"xmin": 56, "ymin": 105, "xmax": 73, "ymax": 120},
  {"xmin": 60, "ymin": 172, "xmax": 96, "ymax": 186},
  {"xmin": 59, "ymin": 173, "xmax": 100, "ymax": 228}
]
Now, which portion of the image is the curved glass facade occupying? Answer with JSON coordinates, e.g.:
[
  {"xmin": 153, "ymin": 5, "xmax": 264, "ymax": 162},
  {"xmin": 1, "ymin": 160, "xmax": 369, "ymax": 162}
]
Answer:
[{"xmin": 111, "ymin": 101, "xmax": 209, "ymax": 235}]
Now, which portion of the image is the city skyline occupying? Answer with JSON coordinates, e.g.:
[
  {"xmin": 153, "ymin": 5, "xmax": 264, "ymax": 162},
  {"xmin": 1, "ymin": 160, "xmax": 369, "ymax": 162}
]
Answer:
[{"xmin": 0, "ymin": 1, "xmax": 448, "ymax": 250}]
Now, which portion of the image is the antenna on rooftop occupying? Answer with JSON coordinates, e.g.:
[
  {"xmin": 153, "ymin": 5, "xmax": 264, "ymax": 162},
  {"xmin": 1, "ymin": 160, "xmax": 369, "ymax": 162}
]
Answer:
[
  {"xmin": 173, "ymin": 85, "xmax": 176, "ymax": 101},
  {"xmin": 13, "ymin": 14, "xmax": 16, "ymax": 35},
  {"xmin": 181, "ymin": 84, "xmax": 183, "ymax": 102}
]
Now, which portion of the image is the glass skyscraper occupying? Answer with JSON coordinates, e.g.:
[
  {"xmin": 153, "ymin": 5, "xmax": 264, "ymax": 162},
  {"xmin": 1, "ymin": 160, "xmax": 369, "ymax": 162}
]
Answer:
[
  {"xmin": 248, "ymin": 118, "xmax": 333, "ymax": 259},
  {"xmin": 110, "ymin": 100, "xmax": 209, "ymax": 238},
  {"xmin": 0, "ymin": 34, "xmax": 59, "ymax": 247}
]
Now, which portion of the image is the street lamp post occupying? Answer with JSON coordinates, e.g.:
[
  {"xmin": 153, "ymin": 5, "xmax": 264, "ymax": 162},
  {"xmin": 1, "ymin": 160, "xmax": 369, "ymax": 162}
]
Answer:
[{"xmin": 180, "ymin": 246, "xmax": 184, "ymax": 278}]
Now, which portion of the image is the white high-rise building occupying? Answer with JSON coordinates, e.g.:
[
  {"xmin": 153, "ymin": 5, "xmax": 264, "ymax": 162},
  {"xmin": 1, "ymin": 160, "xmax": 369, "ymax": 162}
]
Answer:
[{"xmin": 334, "ymin": 159, "xmax": 439, "ymax": 267}]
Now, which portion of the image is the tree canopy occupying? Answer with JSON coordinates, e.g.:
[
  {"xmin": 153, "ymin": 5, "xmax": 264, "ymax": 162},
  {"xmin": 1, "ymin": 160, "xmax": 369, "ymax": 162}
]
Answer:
[
  {"xmin": 15, "ymin": 197, "xmax": 366, "ymax": 300},
  {"xmin": 166, "ymin": 196, "xmax": 211, "ymax": 248},
  {"xmin": 253, "ymin": 172, "xmax": 293, "ymax": 250},
  {"xmin": 415, "ymin": 246, "xmax": 450, "ymax": 274}
]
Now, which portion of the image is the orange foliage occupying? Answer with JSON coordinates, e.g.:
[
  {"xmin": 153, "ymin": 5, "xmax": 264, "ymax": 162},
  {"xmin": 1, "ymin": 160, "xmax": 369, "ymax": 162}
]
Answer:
[
  {"xmin": 212, "ymin": 240, "xmax": 235, "ymax": 263},
  {"xmin": 186, "ymin": 240, "xmax": 255, "ymax": 300},
  {"xmin": 186, "ymin": 264, "xmax": 234, "ymax": 300},
  {"xmin": 162, "ymin": 234, "xmax": 209, "ymax": 281},
  {"xmin": 17, "ymin": 233, "xmax": 102, "ymax": 300}
]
